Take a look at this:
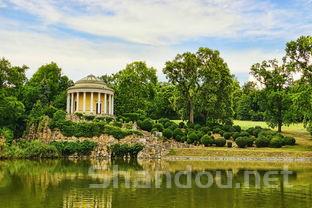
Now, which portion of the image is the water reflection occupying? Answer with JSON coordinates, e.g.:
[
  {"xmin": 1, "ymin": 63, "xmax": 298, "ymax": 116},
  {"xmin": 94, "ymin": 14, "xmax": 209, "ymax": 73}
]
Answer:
[{"xmin": 0, "ymin": 159, "xmax": 311, "ymax": 208}]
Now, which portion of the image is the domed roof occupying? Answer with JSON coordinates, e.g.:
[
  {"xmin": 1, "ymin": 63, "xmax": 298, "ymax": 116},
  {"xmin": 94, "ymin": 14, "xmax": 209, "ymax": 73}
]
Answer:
[{"xmin": 68, "ymin": 75, "xmax": 113, "ymax": 92}]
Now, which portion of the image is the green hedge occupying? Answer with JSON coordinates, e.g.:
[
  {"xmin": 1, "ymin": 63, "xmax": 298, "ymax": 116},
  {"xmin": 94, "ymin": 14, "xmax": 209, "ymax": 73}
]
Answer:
[
  {"xmin": 50, "ymin": 140, "xmax": 97, "ymax": 156},
  {"xmin": 50, "ymin": 110, "xmax": 142, "ymax": 139},
  {"xmin": 109, "ymin": 143, "xmax": 144, "ymax": 159}
]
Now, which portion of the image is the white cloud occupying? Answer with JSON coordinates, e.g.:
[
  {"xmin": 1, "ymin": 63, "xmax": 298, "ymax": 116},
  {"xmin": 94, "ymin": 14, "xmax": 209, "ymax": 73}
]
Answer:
[{"xmin": 6, "ymin": 0, "xmax": 310, "ymax": 45}]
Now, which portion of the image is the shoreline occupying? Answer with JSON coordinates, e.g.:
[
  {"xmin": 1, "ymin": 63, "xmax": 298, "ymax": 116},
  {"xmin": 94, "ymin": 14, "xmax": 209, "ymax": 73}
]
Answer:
[{"xmin": 164, "ymin": 156, "xmax": 312, "ymax": 162}]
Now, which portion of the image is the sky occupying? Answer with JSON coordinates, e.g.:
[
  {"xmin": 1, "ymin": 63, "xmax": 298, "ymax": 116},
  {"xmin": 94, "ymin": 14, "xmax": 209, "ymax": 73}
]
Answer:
[{"xmin": 0, "ymin": 0, "xmax": 311, "ymax": 83}]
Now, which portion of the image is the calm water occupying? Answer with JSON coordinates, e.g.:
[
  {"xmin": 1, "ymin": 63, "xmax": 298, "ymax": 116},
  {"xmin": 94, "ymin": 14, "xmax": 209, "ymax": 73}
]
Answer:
[{"xmin": 0, "ymin": 159, "xmax": 312, "ymax": 208}]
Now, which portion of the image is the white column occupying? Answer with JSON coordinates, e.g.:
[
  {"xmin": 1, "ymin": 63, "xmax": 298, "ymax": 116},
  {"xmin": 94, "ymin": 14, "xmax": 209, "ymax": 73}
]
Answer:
[
  {"xmin": 83, "ymin": 92, "xmax": 86, "ymax": 113},
  {"xmin": 90, "ymin": 92, "xmax": 94, "ymax": 114},
  {"xmin": 104, "ymin": 93, "xmax": 107, "ymax": 115},
  {"xmin": 76, "ymin": 92, "xmax": 79, "ymax": 112},
  {"xmin": 66, "ymin": 93, "xmax": 70, "ymax": 113},
  {"xmin": 70, "ymin": 93, "xmax": 74, "ymax": 114},
  {"xmin": 97, "ymin": 92, "xmax": 101, "ymax": 115},
  {"xmin": 109, "ymin": 94, "xmax": 112, "ymax": 115},
  {"xmin": 111, "ymin": 95, "xmax": 114, "ymax": 115}
]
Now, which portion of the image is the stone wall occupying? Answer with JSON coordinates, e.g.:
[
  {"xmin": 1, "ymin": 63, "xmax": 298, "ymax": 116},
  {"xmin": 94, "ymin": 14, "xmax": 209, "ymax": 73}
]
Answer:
[{"xmin": 25, "ymin": 123, "xmax": 191, "ymax": 159}]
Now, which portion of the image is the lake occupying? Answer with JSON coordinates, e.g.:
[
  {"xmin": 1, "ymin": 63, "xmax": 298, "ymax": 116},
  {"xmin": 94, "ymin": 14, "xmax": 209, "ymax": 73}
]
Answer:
[{"xmin": 0, "ymin": 159, "xmax": 312, "ymax": 208}]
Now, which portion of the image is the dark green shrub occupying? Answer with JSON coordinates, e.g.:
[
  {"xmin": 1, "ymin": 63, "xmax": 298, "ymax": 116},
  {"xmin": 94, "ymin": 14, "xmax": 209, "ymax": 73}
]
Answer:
[
  {"xmin": 151, "ymin": 128, "xmax": 158, "ymax": 133},
  {"xmin": 246, "ymin": 136, "xmax": 255, "ymax": 147},
  {"xmin": 239, "ymin": 131, "xmax": 250, "ymax": 138},
  {"xmin": 223, "ymin": 132, "xmax": 232, "ymax": 140},
  {"xmin": 84, "ymin": 114, "xmax": 96, "ymax": 121},
  {"xmin": 153, "ymin": 123, "xmax": 164, "ymax": 132},
  {"xmin": 200, "ymin": 135, "xmax": 214, "ymax": 147},
  {"xmin": 222, "ymin": 125, "xmax": 232, "ymax": 132},
  {"xmin": 201, "ymin": 127, "xmax": 211, "ymax": 134},
  {"xmin": 179, "ymin": 122, "xmax": 186, "ymax": 128},
  {"xmin": 233, "ymin": 125, "xmax": 241, "ymax": 132},
  {"xmin": 232, "ymin": 132, "xmax": 240, "ymax": 140},
  {"xmin": 181, "ymin": 136, "xmax": 187, "ymax": 142},
  {"xmin": 282, "ymin": 136, "xmax": 296, "ymax": 146},
  {"xmin": 269, "ymin": 137, "xmax": 284, "ymax": 148},
  {"xmin": 138, "ymin": 119, "xmax": 154, "ymax": 132},
  {"xmin": 168, "ymin": 123, "xmax": 179, "ymax": 131},
  {"xmin": 212, "ymin": 127, "xmax": 222, "ymax": 134},
  {"xmin": 51, "ymin": 140, "xmax": 97, "ymax": 156},
  {"xmin": 187, "ymin": 132, "xmax": 198, "ymax": 144},
  {"xmin": 0, "ymin": 128, "xmax": 14, "ymax": 145},
  {"xmin": 196, "ymin": 131, "xmax": 205, "ymax": 141},
  {"xmin": 214, "ymin": 137, "xmax": 226, "ymax": 147},
  {"xmin": 112, "ymin": 121, "xmax": 123, "ymax": 128},
  {"xmin": 123, "ymin": 113, "xmax": 146, "ymax": 122},
  {"xmin": 158, "ymin": 118, "xmax": 171, "ymax": 126},
  {"xmin": 194, "ymin": 124, "xmax": 201, "ymax": 130},
  {"xmin": 22, "ymin": 140, "xmax": 59, "ymax": 158},
  {"xmin": 173, "ymin": 128, "xmax": 184, "ymax": 141},
  {"xmin": 255, "ymin": 136, "xmax": 270, "ymax": 148},
  {"xmin": 163, "ymin": 128, "xmax": 173, "ymax": 139},
  {"xmin": 235, "ymin": 137, "xmax": 250, "ymax": 148}
]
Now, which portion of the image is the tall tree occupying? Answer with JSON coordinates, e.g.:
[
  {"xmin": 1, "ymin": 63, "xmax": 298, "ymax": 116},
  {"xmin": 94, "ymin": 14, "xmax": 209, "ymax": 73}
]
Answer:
[
  {"xmin": 250, "ymin": 59, "xmax": 293, "ymax": 132},
  {"xmin": 22, "ymin": 62, "xmax": 73, "ymax": 112},
  {"xmin": 163, "ymin": 48, "xmax": 233, "ymax": 124},
  {"xmin": 114, "ymin": 61, "xmax": 157, "ymax": 115},
  {"xmin": 285, "ymin": 36, "xmax": 312, "ymax": 134}
]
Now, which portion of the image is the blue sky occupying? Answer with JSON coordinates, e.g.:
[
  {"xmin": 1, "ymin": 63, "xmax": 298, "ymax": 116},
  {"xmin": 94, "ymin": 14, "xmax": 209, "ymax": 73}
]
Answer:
[{"xmin": 0, "ymin": 0, "xmax": 311, "ymax": 83}]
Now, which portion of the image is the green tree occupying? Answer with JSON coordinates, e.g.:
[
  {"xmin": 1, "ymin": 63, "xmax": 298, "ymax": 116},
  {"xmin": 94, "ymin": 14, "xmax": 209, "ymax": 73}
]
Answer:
[
  {"xmin": 285, "ymin": 36, "xmax": 312, "ymax": 134},
  {"xmin": 22, "ymin": 62, "xmax": 73, "ymax": 112},
  {"xmin": 163, "ymin": 47, "xmax": 233, "ymax": 124},
  {"xmin": 250, "ymin": 59, "xmax": 293, "ymax": 132},
  {"xmin": 151, "ymin": 82, "xmax": 179, "ymax": 119},
  {"xmin": 114, "ymin": 61, "xmax": 157, "ymax": 115}
]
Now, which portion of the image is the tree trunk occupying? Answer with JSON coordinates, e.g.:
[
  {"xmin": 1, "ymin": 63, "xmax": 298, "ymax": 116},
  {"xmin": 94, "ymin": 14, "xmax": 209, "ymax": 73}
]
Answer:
[
  {"xmin": 189, "ymin": 99, "xmax": 194, "ymax": 124},
  {"xmin": 278, "ymin": 123, "xmax": 282, "ymax": 133}
]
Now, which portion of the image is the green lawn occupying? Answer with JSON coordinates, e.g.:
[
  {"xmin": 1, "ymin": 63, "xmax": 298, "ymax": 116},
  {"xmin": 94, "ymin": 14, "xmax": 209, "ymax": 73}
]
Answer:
[{"xmin": 170, "ymin": 120, "xmax": 312, "ymax": 154}]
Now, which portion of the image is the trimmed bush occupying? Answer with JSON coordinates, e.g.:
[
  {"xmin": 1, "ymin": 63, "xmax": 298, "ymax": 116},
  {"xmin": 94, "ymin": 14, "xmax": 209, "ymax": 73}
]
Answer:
[
  {"xmin": 179, "ymin": 122, "xmax": 186, "ymax": 128},
  {"xmin": 50, "ymin": 140, "xmax": 97, "ymax": 156},
  {"xmin": 214, "ymin": 137, "xmax": 226, "ymax": 147},
  {"xmin": 110, "ymin": 143, "xmax": 144, "ymax": 159},
  {"xmin": 158, "ymin": 118, "xmax": 171, "ymax": 126},
  {"xmin": 173, "ymin": 128, "xmax": 184, "ymax": 141},
  {"xmin": 138, "ymin": 119, "xmax": 154, "ymax": 132},
  {"xmin": 270, "ymin": 137, "xmax": 284, "ymax": 148},
  {"xmin": 194, "ymin": 124, "xmax": 202, "ymax": 130},
  {"xmin": 232, "ymin": 132, "xmax": 241, "ymax": 140},
  {"xmin": 200, "ymin": 135, "xmax": 214, "ymax": 147},
  {"xmin": 201, "ymin": 127, "xmax": 211, "ymax": 134},
  {"xmin": 239, "ymin": 131, "xmax": 250, "ymax": 138},
  {"xmin": 282, "ymin": 136, "xmax": 296, "ymax": 146},
  {"xmin": 123, "ymin": 113, "xmax": 146, "ymax": 122},
  {"xmin": 151, "ymin": 128, "xmax": 158, "ymax": 133},
  {"xmin": 212, "ymin": 127, "xmax": 222, "ymax": 134},
  {"xmin": 153, "ymin": 123, "xmax": 164, "ymax": 132},
  {"xmin": 246, "ymin": 136, "xmax": 255, "ymax": 147},
  {"xmin": 235, "ymin": 137, "xmax": 250, "ymax": 148},
  {"xmin": 255, "ymin": 137, "xmax": 270, "ymax": 147},
  {"xmin": 223, "ymin": 132, "xmax": 232, "ymax": 140},
  {"xmin": 163, "ymin": 128, "xmax": 173, "ymax": 139},
  {"xmin": 22, "ymin": 140, "xmax": 59, "ymax": 158},
  {"xmin": 233, "ymin": 125, "xmax": 242, "ymax": 132},
  {"xmin": 187, "ymin": 132, "xmax": 198, "ymax": 144}
]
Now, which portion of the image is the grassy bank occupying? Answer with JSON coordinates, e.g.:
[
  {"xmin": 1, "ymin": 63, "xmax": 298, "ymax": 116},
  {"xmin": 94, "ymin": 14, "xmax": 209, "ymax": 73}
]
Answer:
[{"xmin": 168, "ymin": 120, "xmax": 312, "ymax": 158}]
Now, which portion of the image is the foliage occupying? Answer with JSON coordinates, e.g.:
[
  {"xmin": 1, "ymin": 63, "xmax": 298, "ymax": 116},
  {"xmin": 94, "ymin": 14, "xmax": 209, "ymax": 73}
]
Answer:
[
  {"xmin": 138, "ymin": 118, "xmax": 154, "ymax": 132},
  {"xmin": 250, "ymin": 59, "xmax": 293, "ymax": 132},
  {"xmin": 187, "ymin": 131, "xmax": 198, "ymax": 144},
  {"xmin": 0, "ymin": 140, "xmax": 59, "ymax": 159},
  {"xmin": 163, "ymin": 47, "xmax": 233, "ymax": 124},
  {"xmin": 235, "ymin": 137, "xmax": 250, "ymax": 148},
  {"xmin": 200, "ymin": 134, "xmax": 214, "ymax": 147},
  {"xmin": 223, "ymin": 132, "xmax": 232, "ymax": 140},
  {"xmin": 50, "ymin": 110, "xmax": 142, "ymax": 139},
  {"xmin": 153, "ymin": 123, "xmax": 164, "ymax": 132},
  {"xmin": 50, "ymin": 140, "xmax": 97, "ymax": 156},
  {"xmin": 114, "ymin": 62, "xmax": 157, "ymax": 116},
  {"xmin": 0, "ymin": 128, "xmax": 14, "ymax": 145},
  {"xmin": 269, "ymin": 137, "xmax": 284, "ymax": 148},
  {"xmin": 255, "ymin": 137, "xmax": 271, "ymax": 147},
  {"xmin": 109, "ymin": 143, "xmax": 144, "ymax": 159},
  {"xmin": 163, "ymin": 128, "xmax": 173, "ymax": 139},
  {"xmin": 173, "ymin": 128, "xmax": 184, "ymax": 141},
  {"xmin": 214, "ymin": 137, "xmax": 226, "ymax": 147}
]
